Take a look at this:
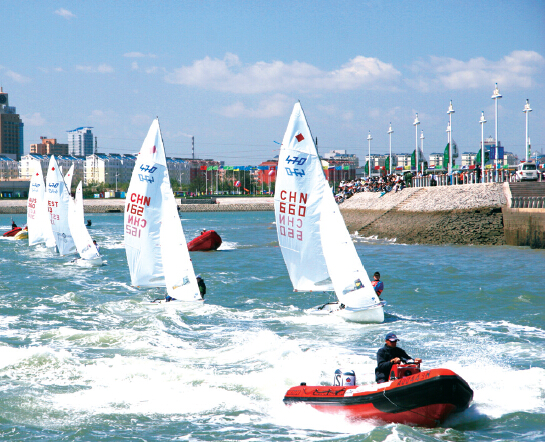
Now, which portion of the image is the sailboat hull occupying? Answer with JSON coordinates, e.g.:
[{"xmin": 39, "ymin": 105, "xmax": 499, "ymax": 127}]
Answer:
[
  {"xmin": 73, "ymin": 256, "xmax": 104, "ymax": 267},
  {"xmin": 307, "ymin": 301, "xmax": 385, "ymax": 323},
  {"xmin": 141, "ymin": 298, "xmax": 204, "ymax": 308}
]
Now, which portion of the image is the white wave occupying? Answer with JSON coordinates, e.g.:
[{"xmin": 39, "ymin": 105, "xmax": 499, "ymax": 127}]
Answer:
[{"xmin": 217, "ymin": 241, "xmax": 238, "ymax": 250}]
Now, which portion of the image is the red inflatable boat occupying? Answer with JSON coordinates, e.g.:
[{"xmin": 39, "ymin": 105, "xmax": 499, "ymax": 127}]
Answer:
[
  {"xmin": 187, "ymin": 230, "xmax": 222, "ymax": 251},
  {"xmin": 283, "ymin": 363, "xmax": 473, "ymax": 427},
  {"xmin": 3, "ymin": 227, "xmax": 22, "ymax": 237}
]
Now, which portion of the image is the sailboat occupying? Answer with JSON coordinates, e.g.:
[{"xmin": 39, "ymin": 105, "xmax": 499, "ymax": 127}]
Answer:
[
  {"xmin": 124, "ymin": 118, "xmax": 203, "ymax": 304},
  {"xmin": 274, "ymin": 103, "xmax": 385, "ymax": 323},
  {"xmin": 27, "ymin": 160, "xmax": 56, "ymax": 248},
  {"xmin": 67, "ymin": 181, "xmax": 103, "ymax": 266},
  {"xmin": 46, "ymin": 155, "xmax": 77, "ymax": 256}
]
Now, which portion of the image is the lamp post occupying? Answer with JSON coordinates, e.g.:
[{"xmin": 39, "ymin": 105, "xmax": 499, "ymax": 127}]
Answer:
[
  {"xmin": 447, "ymin": 100, "xmax": 455, "ymax": 184},
  {"xmin": 491, "ymin": 83, "xmax": 502, "ymax": 181},
  {"xmin": 387, "ymin": 123, "xmax": 393, "ymax": 175},
  {"xmin": 413, "ymin": 113, "xmax": 420, "ymax": 174},
  {"xmin": 523, "ymin": 99, "xmax": 532, "ymax": 162},
  {"xmin": 420, "ymin": 130, "xmax": 425, "ymax": 176},
  {"xmin": 446, "ymin": 121, "xmax": 451, "ymax": 182},
  {"xmin": 367, "ymin": 131, "xmax": 372, "ymax": 178},
  {"xmin": 479, "ymin": 111, "xmax": 487, "ymax": 183}
]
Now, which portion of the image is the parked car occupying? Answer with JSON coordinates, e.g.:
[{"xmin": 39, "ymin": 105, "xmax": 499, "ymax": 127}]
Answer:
[{"xmin": 515, "ymin": 162, "xmax": 538, "ymax": 181}]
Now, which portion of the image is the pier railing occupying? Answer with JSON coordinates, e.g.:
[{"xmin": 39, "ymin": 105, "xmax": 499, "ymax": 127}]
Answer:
[
  {"xmin": 510, "ymin": 196, "xmax": 545, "ymax": 208},
  {"xmin": 411, "ymin": 170, "xmax": 542, "ymax": 188}
]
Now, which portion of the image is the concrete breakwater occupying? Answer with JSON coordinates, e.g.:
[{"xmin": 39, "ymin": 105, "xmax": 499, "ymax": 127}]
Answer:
[{"xmin": 340, "ymin": 183, "xmax": 508, "ymax": 246}]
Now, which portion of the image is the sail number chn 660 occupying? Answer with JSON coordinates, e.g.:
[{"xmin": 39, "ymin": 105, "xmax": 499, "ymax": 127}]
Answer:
[{"xmin": 277, "ymin": 190, "xmax": 307, "ymax": 241}]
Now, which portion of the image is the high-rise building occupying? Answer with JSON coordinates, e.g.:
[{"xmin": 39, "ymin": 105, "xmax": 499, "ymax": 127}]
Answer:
[
  {"xmin": 0, "ymin": 88, "xmax": 24, "ymax": 161},
  {"xmin": 67, "ymin": 127, "xmax": 94, "ymax": 156}
]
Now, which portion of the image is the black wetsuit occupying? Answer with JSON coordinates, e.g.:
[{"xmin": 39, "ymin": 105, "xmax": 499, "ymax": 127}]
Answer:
[
  {"xmin": 197, "ymin": 278, "xmax": 206, "ymax": 299},
  {"xmin": 375, "ymin": 344, "xmax": 412, "ymax": 383}
]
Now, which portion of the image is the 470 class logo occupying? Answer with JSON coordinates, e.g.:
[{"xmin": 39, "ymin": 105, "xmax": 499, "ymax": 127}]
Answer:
[
  {"xmin": 138, "ymin": 164, "xmax": 157, "ymax": 183},
  {"xmin": 284, "ymin": 155, "xmax": 307, "ymax": 177}
]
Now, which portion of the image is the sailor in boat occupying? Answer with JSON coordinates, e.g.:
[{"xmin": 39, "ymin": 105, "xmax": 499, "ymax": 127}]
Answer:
[
  {"xmin": 156, "ymin": 276, "xmax": 205, "ymax": 303},
  {"xmin": 11, "ymin": 219, "xmax": 17, "ymax": 229},
  {"xmin": 375, "ymin": 332, "xmax": 422, "ymax": 383},
  {"xmin": 196, "ymin": 275, "xmax": 206, "ymax": 299},
  {"xmin": 372, "ymin": 272, "xmax": 384, "ymax": 297},
  {"xmin": 86, "ymin": 219, "xmax": 92, "ymax": 227},
  {"xmin": 200, "ymin": 229, "xmax": 206, "ymax": 236},
  {"xmin": 93, "ymin": 240, "xmax": 100, "ymax": 254}
]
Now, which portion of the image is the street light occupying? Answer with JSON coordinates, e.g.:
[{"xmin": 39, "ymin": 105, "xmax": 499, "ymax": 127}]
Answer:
[
  {"xmin": 413, "ymin": 113, "xmax": 420, "ymax": 174},
  {"xmin": 367, "ymin": 131, "xmax": 372, "ymax": 178},
  {"xmin": 523, "ymin": 99, "xmax": 532, "ymax": 162},
  {"xmin": 479, "ymin": 111, "xmax": 487, "ymax": 183},
  {"xmin": 420, "ymin": 130, "xmax": 425, "ymax": 175},
  {"xmin": 491, "ymin": 83, "xmax": 502, "ymax": 181},
  {"xmin": 446, "ymin": 121, "xmax": 451, "ymax": 179},
  {"xmin": 387, "ymin": 123, "xmax": 394, "ymax": 175},
  {"xmin": 447, "ymin": 100, "xmax": 455, "ymax": 184}
]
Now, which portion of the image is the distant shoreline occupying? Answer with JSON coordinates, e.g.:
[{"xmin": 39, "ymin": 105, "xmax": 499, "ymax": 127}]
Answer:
[{"xmin": 0, "ymin": 197, "xmax": 275, "ymax": 214}]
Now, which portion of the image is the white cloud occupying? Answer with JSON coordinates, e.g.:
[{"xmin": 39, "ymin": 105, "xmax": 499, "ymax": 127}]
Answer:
[
  {"xmin": 131, "ymin": 61, "xmax": 139, "ymax": 71},
  {"xmin": 165, "ymin": 53, "xmax": 401, "ymax": 94},
  {"xmin": 131, "ymin": 114, "xmax": 153, "ymax": 127},
  {"xmin": 54, "ymin": 8, "xmax": 75, "ymax": 19},
  {"xmin": 145, "ymin": 66, "xmax": 164, "ymax": 74},
  {"xmin": 76, "ymin": 64, "xmax": 114, "ymax": 74},
  {"xmin": 216, "ymin": 94, "xmax": 292, "ymax": 118},
  {"xmin": 22, "ymin": 113, "xmax": 46, "ymax": 126},
  {"xmin": 123, "ymin": 52, "xmax": 157, "ymax": 58},
  {"xmin": 317, "ymin": 105, "xmax": 354, "ymax": 122},
  {"xmin": 407, "ymin": 50, "xmax": 545, "ymax": 91},
  {"xmin": 6, "ymin": 70, "xmax": 31, "ymax": 83},
  {"xmin": 38, "ymin": 67, "xmax": 65, "ymax": 74},
  {"xmin": 88, "ymin": 109, "xmax": 117, "ymax": 125}
]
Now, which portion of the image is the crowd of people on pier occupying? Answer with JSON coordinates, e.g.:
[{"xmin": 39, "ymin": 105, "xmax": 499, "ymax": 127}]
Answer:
[{"xmin": 334, "ymin": 174, "xmax": 407, "ymax": 203}]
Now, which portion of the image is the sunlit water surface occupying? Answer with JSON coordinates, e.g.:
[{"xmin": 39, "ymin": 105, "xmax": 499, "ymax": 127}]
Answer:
[{"xmin": 0, "ymin": 211, "xmax": 544, "ymax": 441}]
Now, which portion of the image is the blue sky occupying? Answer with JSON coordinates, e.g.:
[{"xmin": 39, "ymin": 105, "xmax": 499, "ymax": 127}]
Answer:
[{"xmin": 2, "ymin": 0, "xmax": 544, "ymax": 164}]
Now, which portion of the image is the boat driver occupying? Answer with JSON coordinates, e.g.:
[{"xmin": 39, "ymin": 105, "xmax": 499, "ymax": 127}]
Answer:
[{"xmin": 375, "ymin": 332, "xmax": 422, "ymax": 383}]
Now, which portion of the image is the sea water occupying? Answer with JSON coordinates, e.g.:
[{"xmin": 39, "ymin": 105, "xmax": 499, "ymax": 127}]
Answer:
[{"xmin": 0, "ymin": 211, "xmax": 544, "ymax": 441}]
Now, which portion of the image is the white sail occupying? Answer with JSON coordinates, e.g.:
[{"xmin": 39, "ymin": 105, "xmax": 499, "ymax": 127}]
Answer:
[
  {"xmin": 124, "ymin": 120, "xmax": 165, "ymax": 287},
  {"xmin": 319, "ymin": 191, "xmax": 378, "ymax": 309},
  {"xmin": 274, "ymin": 103, "xmax": 333, "ymax": 292},
  {"xmin": 68, "ymin": 182, "xmax": 102, "ymax": 263},
  {"xmin": 46, "ymin": 155, "xmax": 77, "ymax": 256},
  {"xmin": 64, "ymin": 164, "xmax": 75, "ymax": 195},
  {"xmin": 27, "ymin": 160, "xmax": 56, "ymax": 247},
  {"xmin": 275, "ymin": 103, "xmax": 383, "ymax": 322},
  {"xmin": 160, "ymin": 186, "xmax": 201, "ymax": 301},
  {"xmin": 124, "ymin": 118, "xmax": 200, "ymax": 302},
  {"xmin": 74, "ymin": 182, "xmax": 85, "ymax": 227}
]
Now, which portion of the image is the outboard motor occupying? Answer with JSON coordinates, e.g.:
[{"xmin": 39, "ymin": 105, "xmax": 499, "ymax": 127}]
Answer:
[{"xmin": 334, "ymin": 369, "xmax": 356, "ymax": 386}]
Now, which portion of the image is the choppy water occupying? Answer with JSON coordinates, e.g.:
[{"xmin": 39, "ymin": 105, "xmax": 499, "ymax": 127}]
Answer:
[{"xmin": 0, "ymin": 211, "xmax": 544, "ymax": 441}]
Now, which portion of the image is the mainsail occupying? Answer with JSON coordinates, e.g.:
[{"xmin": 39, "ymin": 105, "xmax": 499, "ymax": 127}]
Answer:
[
  {"xmin": 124, "ymin": 119, "xmax": 201, "ymax": 302},
  {"xmin": 27, "ymin": 160, "xmax": 56, "ymax": 247},
  {"xmin": 68, "ymin": 182, "xmax": 101, "ymax": 263},
  {"xmin": 46, "ymin": 155, "xmax": 76, "ymax": 256},
  {"xmin": 275, "ymin": 103, "xmax": 381, "ymax": 315},
  {"xmin": 274, "ymin": 103, "xmax": 333, "ymax": 292}
]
